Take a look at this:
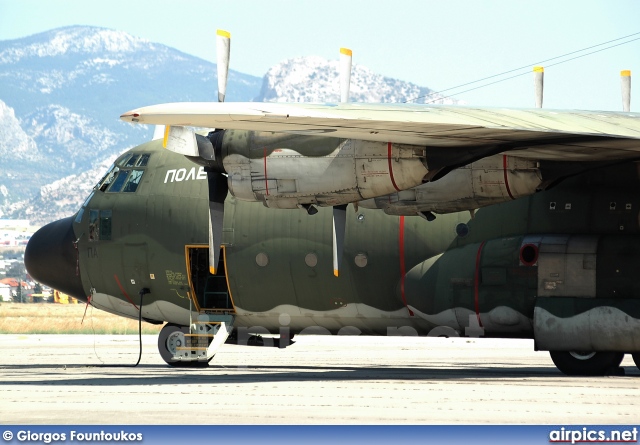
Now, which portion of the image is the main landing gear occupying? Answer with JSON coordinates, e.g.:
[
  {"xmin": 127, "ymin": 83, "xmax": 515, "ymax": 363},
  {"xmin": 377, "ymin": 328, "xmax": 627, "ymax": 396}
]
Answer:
[{"xmin": 549, "ymin": 351, "xmax": 625, "ymax": 376}]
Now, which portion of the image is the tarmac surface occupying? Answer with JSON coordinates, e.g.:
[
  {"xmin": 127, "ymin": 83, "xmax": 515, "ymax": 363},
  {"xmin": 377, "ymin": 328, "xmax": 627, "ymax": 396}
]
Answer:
[{"xmin": 0, "ymin": 334, "xmax": 638, "ymax": 424}]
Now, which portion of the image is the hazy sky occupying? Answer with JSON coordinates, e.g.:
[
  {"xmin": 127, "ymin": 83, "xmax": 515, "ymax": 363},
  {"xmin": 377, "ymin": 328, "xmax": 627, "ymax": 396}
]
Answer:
[{"xmin": 1, "ymin": 0, "xmax": 638, "ymax": 110}]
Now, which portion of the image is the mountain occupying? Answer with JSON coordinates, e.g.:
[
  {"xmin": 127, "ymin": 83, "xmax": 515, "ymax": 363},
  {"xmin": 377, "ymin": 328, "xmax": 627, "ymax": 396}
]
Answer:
[
  {"xmin": 5, "ymin": 155, "xmax": 117, "ymax": 224},
  {"xmin": 0, "ymin": 26, "xmax": 262, "ymax": 215},
  {"xmin": 256, "ymin": 55, "xmax": 459, "ymax": 104},
  {"xmin": 1, "ymin": 26, "xmax": 459, "ymax": 226}
]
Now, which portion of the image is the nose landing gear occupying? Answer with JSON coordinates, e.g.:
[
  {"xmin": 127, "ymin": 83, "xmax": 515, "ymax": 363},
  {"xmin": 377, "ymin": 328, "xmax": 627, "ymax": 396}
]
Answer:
[{"xmin": 158, "ymin": 315, "xmax": 234, "ymax": 367}]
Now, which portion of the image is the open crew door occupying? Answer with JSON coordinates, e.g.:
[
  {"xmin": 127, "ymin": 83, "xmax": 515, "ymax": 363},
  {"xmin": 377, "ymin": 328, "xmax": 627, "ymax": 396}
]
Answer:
[{"xmin": 186, "ymin": 245, "xmax": 235, "ymax": 313}]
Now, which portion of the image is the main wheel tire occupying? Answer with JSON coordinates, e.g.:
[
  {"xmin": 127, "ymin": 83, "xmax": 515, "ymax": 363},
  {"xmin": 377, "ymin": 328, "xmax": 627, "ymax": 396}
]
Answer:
[
  {"xmin": 549, "ymin": 351, "xmax": 624, "ymax": 376},
  {"xmin": 632, "ymin": 353, "xmax": 640, "ymax": 371},
  {"xmin": 158, "ymin": 323, "xmax": 209, "ymax": 368}
]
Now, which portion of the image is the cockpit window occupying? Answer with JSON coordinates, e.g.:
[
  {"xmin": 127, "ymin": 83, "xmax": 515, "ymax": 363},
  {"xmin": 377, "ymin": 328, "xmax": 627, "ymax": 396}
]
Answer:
[
  {"xmin": 74, "ymin": 207, "xmax": 85, "ymax": 224},
  {"xmin": 124, "ymin": 154, "xmax": 140, "ymax": 167},
  {"xmin": 135, "ymin": 154, "xmax": 150, "ymax": 167},
  {"xmin": 74, "ymin": 191, "xmax": 94, "ymax": 224},
  {"xmin": 118, "ymin": 154, "xmax": 132, "ymax": 166},
  {"xmin": 107, "ymin": 171, "xmax": 130, "ymax": 193},
  {"xmin": 97, "ymin": 166, "xmax": 118, "ymax": 192},
  {"xmin": 98, "ymin": 153, "xmax": 151, "ymax": 193},
  {"xmin": 122, "ymin": 170, "xmax": 144, "ymax": 193}
]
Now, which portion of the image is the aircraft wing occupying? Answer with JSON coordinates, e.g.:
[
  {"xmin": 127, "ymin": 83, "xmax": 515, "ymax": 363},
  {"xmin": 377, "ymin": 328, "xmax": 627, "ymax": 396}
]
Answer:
[{"xmin": 121, "ymin": 102, "xmax": 640, "ymax": 161}]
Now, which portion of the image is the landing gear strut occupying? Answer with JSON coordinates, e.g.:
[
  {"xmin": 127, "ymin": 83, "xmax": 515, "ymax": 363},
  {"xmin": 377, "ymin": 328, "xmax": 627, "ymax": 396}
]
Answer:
[
  {"xmin": 158, "ymin": 316, "xmax": 234, "ymax": 367},
  {"xmin": 549, "ymin": 351, "xmax": 624, "ymax": 376}
]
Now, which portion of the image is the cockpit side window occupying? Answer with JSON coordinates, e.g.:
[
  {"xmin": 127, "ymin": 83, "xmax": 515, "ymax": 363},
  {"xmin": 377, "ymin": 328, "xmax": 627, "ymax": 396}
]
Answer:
[
  {"xmin": 97, "ymin": 165, "xmax": 119, "ymax": 192},
  {"xmin": 89, "ymin": 209, "xmax": 99, "ymax": 241},
  {"xmin": 99, "ymin": 210, "xmax": 112, "ymax": 241},
  {"xmin": 89, "ymin": 209, "xmax": 112, "ymax": 241},
  {"xmin": 74, "ymin": 191, "xmax": 94, "ymax": 224}
]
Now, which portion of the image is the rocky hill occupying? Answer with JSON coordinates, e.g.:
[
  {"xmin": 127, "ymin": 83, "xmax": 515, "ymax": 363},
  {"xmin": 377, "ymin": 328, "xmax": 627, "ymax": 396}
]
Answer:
[
  {"xmin": 0, "ymin": 26, "xmax": 261, "ymax": 219},
  {"xmin": 256, "ymin": 55, "xmax": 457, "ymax": 104}
]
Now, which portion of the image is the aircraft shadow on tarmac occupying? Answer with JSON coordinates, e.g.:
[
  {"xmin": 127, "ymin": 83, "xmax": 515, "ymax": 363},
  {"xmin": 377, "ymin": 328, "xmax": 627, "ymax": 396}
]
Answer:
[{"xmin": 3, "ymin": 363, "xmax": 638, "ymax": 386}]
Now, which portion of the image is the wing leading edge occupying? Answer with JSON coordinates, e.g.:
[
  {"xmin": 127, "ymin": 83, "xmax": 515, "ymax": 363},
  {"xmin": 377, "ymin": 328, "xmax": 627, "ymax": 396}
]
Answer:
[{"xmin": 121, "ymin": 102, "xmax": 640, "ymax": 162}]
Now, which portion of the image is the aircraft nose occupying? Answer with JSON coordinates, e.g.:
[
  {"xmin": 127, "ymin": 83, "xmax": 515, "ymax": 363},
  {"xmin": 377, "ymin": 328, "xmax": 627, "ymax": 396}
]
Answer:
[{"xmin": 24, "ymin": 216, "xmax": 87, "ymax": 302}]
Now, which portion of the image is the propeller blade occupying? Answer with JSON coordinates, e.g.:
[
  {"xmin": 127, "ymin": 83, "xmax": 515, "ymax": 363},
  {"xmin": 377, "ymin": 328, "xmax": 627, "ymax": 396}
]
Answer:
[
  {"xmin": 216, "ymin": 30, "xmax": 231, "ymax": 103},
  {"xmin": 621, "ymin": 70, "xmax": 631, "ymax": 112},
  {"xmin": 533, "ymin": 66, "xmax": 544, "ymax": 108},
  {"xmin": 207, "ymin": 29, "xmax": 231, "ymax": 274},
  {"xmin": 332, "ymin": 204, "xmax": 347, "ymax": 277},
  {"xmin": 330, "ymin": 48, "xmax": 352, "ymax": 277},
  {"xmin": 207, "ymin": 171, "xmax": 229, "ymax": 274},
  {"xmin": 340, "ymin": 48, "xmax": 352, "ymax": 103}
]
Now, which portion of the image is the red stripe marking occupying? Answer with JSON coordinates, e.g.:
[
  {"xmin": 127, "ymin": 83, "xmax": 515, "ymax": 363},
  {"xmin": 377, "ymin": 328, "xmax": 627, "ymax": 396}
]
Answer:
[
  {"xmin": 114, "ymin": 274, "xmax": 139, "ymax": 310},
  {"xmin": 503, "ymin": 155, "xmax": 515, "ymax": 200},
  {"xmin": 399, "ymin": 216, "xmax": 414, "ymax": 316},
  {"xmin": 263, "ymin": 148, "xmax": 269, "ymax": 196},
  {"xmin": 473, "ymin": 241, "xmax": 485, "ymax": 327},
  {"xmin": 387, "ymin": 142, "xmax": 401, "ymax": 192}
]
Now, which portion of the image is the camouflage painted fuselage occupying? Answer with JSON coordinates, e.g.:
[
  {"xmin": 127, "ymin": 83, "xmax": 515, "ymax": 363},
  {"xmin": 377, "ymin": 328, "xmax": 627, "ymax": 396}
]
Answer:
[{"xmin": 74, "ymin": 140, "xmax": 640, "ymax": 350}]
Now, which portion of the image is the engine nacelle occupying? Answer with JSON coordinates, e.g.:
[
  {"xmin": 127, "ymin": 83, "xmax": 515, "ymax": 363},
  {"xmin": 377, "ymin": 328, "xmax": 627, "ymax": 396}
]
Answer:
[
  {"xmin": 359, "ymin": 154, "xmax": 542, "ymax": 215},
  {"xmin": 220, "ymin": 131, "xmax": 429, "ymax": 208}
]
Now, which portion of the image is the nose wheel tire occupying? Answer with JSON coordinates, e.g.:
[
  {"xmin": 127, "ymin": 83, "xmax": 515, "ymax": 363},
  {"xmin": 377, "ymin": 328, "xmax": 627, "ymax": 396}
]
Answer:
[
  {"xmin": 158, "ymin": 323, "xmax": 209, "ymax": 368},
  {"xmin": 549, "ymin": 351, "xmax": 624, "ymax": 376}
]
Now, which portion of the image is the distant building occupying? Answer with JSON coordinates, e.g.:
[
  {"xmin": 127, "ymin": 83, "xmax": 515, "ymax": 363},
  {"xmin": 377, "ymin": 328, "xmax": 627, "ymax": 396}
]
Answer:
[
  {"xmin": 0, "ymin": 277, "xmax": 20, "ymax": 287},
  {"xmin": 0, "ymin": 283, "xmax": 10, "ymax": 302},
  {"xmin": 0, "ymin": 220, "xmax": 30, "ymax": 231}
]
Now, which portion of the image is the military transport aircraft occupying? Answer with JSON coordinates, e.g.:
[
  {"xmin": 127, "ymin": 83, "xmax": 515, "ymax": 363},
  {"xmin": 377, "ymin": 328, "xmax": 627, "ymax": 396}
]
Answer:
[{"xmin": 25, "ymin": 31, "xmax": 640, "ymax": 376}]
